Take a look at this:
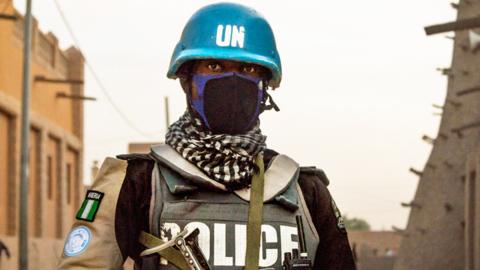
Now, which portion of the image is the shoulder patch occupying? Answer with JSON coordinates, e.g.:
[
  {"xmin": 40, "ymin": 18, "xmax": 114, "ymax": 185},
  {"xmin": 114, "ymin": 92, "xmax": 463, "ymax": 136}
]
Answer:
[
  {"xmin": 76, "ymin": 190, "xmax": 104, "ymax": 222},
  {"xmin": 64, "ymin": 226, "xmax": 92, "ymax": 256},
  {"xmin": 331, "ymin": 198, "xmax": 346, "ymax": 232}
]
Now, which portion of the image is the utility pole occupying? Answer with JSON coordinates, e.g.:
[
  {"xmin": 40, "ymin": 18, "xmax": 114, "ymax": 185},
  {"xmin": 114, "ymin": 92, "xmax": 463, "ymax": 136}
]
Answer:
[{"xmin": 19, "ymin": 0, "xmax": 33, "ymax": 269}]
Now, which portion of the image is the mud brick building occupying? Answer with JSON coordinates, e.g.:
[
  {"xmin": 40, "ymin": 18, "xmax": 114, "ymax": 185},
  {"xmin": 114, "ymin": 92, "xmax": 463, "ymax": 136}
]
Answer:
[
  {"xmin": 395, "ymin": 1, "xmax": 480, "ymax": 269},
  {"xmin": 0, "ymin": 0, "xmax": 85, "ymax": 268}
]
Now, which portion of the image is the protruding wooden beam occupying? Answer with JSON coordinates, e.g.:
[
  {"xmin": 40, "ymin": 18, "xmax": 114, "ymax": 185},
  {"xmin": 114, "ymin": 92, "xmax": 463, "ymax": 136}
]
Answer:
[
  {"xmin": 56, "ymin": 92, "xmax": 96, "ymax": 101},
  {"xmin": 457, "ymin": 85, "xmax": 480, "ymax": 96},
  {"xmin": 426, "ymin": 163, "xmax": 437, "ymax": 170},
  {"xmin": 401, "ymin": 201, "xmax": 422, "ymax": 209},
  {"xmin": 0, "ymin": 14, "xmax": 17, "ymax": 21},
  {"xmin": 34, "ymin": 75, "xmax": 84, "ymax": 85},
  {"xmin": 425, "ymin": 17, "xmax": 480, "ymax": 36},
  {"xmin": 409, "ymin": 167, "xmax": 423, "ymax": 177},
  {"xmin": 438, "ymin": 133, "xmax": 449, "ymax": 140},
  {"xmin": 452, "ymin": 121, "xmax": 480, "ymax": 133},
  {"xmin": 446, "ymin": 99, "xmax": 462, "ymax": 108},
  {"xmin": 436, "ymin": 67, "xmax": 452, "ymax": 76},
  {"xmin": 422, "ymin": 135, "xmax": 435, "ymax": 145}
]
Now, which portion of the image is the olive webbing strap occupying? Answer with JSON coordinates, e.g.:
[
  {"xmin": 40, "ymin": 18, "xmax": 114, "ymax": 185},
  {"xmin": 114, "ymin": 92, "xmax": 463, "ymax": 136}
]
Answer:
[
  {"xmin": 138, "ymin": 231, "xmax": 191, "ymax": 270},
  {"xmin": 244, "ymin": 154, "xmax": 265, "ymax": 270}
]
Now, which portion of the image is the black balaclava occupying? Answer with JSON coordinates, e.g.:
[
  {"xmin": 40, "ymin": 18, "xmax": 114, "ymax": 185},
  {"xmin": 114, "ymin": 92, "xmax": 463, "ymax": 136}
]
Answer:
[{"xmin": 189, "ymin": 72, "xmax": 265, "ymax": 135}]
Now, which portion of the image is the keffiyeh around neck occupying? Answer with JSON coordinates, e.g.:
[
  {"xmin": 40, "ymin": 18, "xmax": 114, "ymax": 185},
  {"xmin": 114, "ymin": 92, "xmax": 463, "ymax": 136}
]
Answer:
[{"xmin": 165, "ymin": 112, "xmax": 266, "ymax": 190}]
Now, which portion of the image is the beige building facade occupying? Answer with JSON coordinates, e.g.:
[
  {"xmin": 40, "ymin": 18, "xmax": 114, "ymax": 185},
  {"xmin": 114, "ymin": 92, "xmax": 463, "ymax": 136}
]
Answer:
[
  {"xmin": 395, "ymin": 1, "xmax": 480, "ymax": 269},
  {"xmin": 0, "ymin": 0, "xmax": 84, "ymax": 268}
]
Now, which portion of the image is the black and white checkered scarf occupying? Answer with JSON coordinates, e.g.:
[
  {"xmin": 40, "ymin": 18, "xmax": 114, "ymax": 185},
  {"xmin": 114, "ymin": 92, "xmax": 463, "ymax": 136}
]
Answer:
[{"xmin": 165, "ymin": 112, "xmax": 266, "ymax": 190}]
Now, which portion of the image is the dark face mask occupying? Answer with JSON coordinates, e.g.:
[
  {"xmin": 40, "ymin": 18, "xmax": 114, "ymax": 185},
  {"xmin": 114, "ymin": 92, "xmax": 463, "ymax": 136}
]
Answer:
[{"xmin": 190, "ymin": 72, "xmax": 264, "ymax": 135}]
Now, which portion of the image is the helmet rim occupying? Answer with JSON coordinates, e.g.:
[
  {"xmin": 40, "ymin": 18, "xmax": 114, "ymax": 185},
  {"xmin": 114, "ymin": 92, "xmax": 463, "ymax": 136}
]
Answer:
[{"xmin": 168, "ymin": 47, "xmax": 281, "ymax": 88}]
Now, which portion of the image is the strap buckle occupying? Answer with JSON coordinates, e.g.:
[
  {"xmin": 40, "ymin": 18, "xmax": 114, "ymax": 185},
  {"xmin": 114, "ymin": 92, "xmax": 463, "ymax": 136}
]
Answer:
[{"xmin": 140, "ymin": 228, "xmax": 211, "ymax": 270}]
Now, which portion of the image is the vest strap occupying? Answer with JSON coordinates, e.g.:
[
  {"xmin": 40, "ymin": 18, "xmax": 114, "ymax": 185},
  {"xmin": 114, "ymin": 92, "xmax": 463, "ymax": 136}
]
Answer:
[
  {"xmin": 245, "ymin": 155, "xmax": 265, "ymax": 270},
  {"xmin": 138, "ymin": 231, "xmax": 190, "ymax": 270}
]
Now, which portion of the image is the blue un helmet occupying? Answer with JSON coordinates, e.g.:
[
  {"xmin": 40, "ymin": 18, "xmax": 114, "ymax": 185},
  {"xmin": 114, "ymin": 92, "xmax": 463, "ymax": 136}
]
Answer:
[{"xmin": 167, "ymin": 2, "xmax": 282, "ymax": 89}]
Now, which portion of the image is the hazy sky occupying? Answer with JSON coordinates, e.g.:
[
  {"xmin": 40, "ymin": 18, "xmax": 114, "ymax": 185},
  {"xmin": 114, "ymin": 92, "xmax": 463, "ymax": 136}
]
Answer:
[{"xmin": 14, "ymin": 0, "xmax": 456, "ymax": 230}]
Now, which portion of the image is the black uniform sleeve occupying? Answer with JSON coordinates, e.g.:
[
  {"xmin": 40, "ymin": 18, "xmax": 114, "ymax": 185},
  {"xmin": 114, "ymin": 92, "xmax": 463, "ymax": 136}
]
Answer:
[
  {"xmin": 298, "ymin": 170, "xmax": 356, "ymax": 270},
  {"xmin": 115, "ymin": 157, "xmax": 155, "ymax": 265}
]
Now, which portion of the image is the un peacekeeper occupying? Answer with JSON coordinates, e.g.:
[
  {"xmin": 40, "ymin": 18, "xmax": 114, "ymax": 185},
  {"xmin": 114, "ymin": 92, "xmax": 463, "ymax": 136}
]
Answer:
[{"xmin": 57, "ymin": 3, "xmax": 356, "ymax": 270}]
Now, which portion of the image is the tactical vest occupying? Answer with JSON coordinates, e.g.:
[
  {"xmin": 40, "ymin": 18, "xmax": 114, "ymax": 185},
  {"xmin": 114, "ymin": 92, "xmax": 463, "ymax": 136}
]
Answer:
[{"xmin": 146, "ymin": 145, "xmax": 319, "ymax": 269}]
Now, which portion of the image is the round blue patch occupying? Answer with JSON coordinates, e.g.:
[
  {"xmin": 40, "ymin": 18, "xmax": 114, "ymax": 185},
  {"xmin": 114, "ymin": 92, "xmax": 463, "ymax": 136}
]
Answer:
[{"xmin": 64, "ymin": 226, "xmax": 92, "ymax": 256}]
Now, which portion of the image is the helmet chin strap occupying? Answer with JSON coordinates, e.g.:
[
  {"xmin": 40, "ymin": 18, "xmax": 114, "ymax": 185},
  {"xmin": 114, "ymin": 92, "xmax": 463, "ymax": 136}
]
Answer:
[{"xmin": 260, "ymin": 89, "xmax": 280, "ymax": 113}]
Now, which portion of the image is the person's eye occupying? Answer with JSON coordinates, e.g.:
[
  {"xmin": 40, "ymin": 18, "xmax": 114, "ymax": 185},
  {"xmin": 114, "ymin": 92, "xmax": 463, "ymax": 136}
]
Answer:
[
  {"xmin": 207, "ymin": 63, "xmax": 222, "ymax": 72},
  {"xmin": 242, "ymin": 66, "xmax": 256, "ymax": 74}
]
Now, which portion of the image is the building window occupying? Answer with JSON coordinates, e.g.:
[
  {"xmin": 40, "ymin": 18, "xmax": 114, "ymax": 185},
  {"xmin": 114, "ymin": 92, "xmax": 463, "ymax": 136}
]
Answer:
[
  {"xmin": 66, "ymin": 164, "xmax": 71, "ymax": 204},
  {"xmin": 28, "ymin": 127, "xmax": 42, "ymax": 237},
  {"xmin": 47, "ymin": 156, "xmax": 53, "ymax": 200},
  {"xmin": 0, "ymin": 110, "xmax": 16, "ymax": 235},
  {"xmin": 67, "ymin": 148, "xmax": 80, "ymax": 210}
]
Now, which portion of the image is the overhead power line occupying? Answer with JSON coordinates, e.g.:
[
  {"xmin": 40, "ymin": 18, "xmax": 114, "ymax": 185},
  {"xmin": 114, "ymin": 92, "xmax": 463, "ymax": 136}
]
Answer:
[{"xmin": 52, "ymin": 0, "xmax": 155, "ymax": 138}]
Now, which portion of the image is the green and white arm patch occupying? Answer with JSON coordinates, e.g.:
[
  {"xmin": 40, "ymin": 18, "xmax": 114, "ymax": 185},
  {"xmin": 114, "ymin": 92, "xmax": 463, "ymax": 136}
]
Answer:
[
  {"xmin": 76, "ymin": 190, "xmax": 104, "ymax": 222},
  {"xmin": 58, "ymin": 157, "xmax": 126, "ymax": 269},
  {"xmin": 331, "ymin": 198, "xmax": 346, "ymax": 231}
]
